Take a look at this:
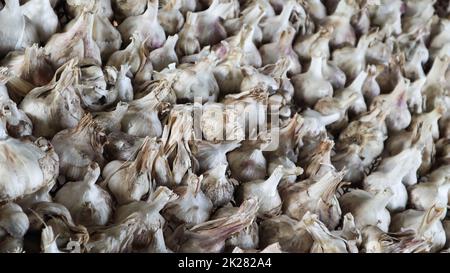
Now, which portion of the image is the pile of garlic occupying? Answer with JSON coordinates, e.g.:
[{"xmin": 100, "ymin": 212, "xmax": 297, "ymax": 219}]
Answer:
[{"xmin": 0, "ymin": 0, "xmax": 449, "ymax": 253}]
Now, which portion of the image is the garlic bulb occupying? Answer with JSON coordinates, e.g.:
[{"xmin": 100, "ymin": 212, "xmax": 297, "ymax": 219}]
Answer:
[
  {"xmin": 114, "ymin": 186, "xmax": 177, "ymax": 231},
  {"xmin": 22, "ymin": 0, "xmax": 59, "ymax": 43},
  {"xmin": 339, "ymin": 189, "xmax": 393, "ymax": 232},
  {"xmin": 362, "ymin": 64, "xmax": 381, "ymax": 105},
  {"xmin": 200, "ymin": 163, "xmax": 237, "ymax": 207},
  {"xmin": 213, "ymin": 47, "xmax": 245, "ymax": 94},
  {"xmin": 191, "ymin": 140, "xmax": 240, "ymax": 173},
  {"xmin": 259, "ymin": 214, "xmax": 312, "ymax": 253},
  {"xmin": 331, "ymin": 31, "xmax": 375, "ymax": 81},
  {"xmin": 45, "ymin": 11, "xmax": 101, "ymax": 68},
  {"xmin": 361, "ymin": 226, "xmax": 430, "ymax": 253},
  {"xmin": 0, "ymin": 131, "xmax": 59, "ymax": 202},
  {"xmin": 224, "ymin": 2, "xmax": 266, "ymax": 45},
  {"xmin": 236, "ymin": 165, "xmax": 302, "ymax": 218},
  {"xmin": 259, "ymin": 26, "xmax": 301, "ymax": 75},
  {"xmin": 314, "ymin": 92, "xmax": 358, "ymax": 132},
  {"xmin": 112, "ymin": 0, "xmax": 148, "ymax": 20},
  {"xmin": 294, "ymin": 26, "xmax": 333, "ymax": 62},
  {"xmin": 27, "ymin": 202, "xmax": 89, "ymax": 248},
  {"xmin": 335, "ymin": 70, "xmax": 368, "ymax": 116},
  {"xmin": 227, "ymin": 141, "xmax": 267, "ymax": 183},
  {"xmin": 104, "ymin": 137, "xmax": 159, "ymax": 205},
  {"xmin": 158, "ymin": 0, "xmax": 185, "ymax": 35},
  {"xmin": 162, "ymin": 172, "xmax": 213, "ymax": 227},
  {"xmin": 54, "ymin": 162, "xmax": 113, "ymax": 227},
  {"xmin": 107, "ymin": 33, "xmax": 145, "ymax": 75},
  {"xmin": 193, "ymin": 0, "xmax": 232, "ymax": 47},
  {"xmin": 321, "ymin": 0, "xmax": 357, "ymax": 48},
  {"xmin": 167, "ymin": 198, "xmax": 258, "ymax": 253},
  {"xmin": 0, "ymin": 203, "xmax": 29, "ymax": 240},
  {"xmin": 293, "ymin": 54, "xmax": 333, "ymax": 107},
  {"xmin": 282, "ymin": 171, "xmax": 346, "ymax": 229},
  {"xmin": 121, "ymin": 84, "xmax": 170, "ymax": 138},
  {"xmin": 66, "ymin": 0, "xmax": 113, "ymax": 19},
  {"xmin": 268, "ymin": 156, "xmax": 299, "ymax": 186},
  {"xmin": 0, "ymin": 236, "xmax": 24, "ymax": 253},
  {"xmin": 176, "ymin": 12, "xmax": 201, "ymax": 56},
  {"xmin": 321, "ymin": 59, "xmax": 347, "ymax": 90},
  {"xmin": 20, "ymin": 60, "xmax": 84, "ymax": 138},
  {"xmin": 0, "ymin": 0, "xmax": 39, "ymax": 57},
  {"xmin": 408, "ymin": 165, "xmax": 450, "ymax": 215},
  {"xmin": 149, "ymin": 35, "xmax": 179, "ymax": 72},
  {"xmin": 104, "ymin": 131, "xmax": 144, "ymax": 161},
  {"xmin": 106, "ymin": 65, "xmax": 134, "ymax": 103},
  {"xmin": 226, "ymin": 20, "xmax": 263, "ymax": 68},
  {"xmin": 211, "ymin": 203, "xmax": 259, "ymax": 250},
  {"xmin": 0, "ymin": 98, "xmax": 33, "ymax": 138},
  {"xmin": 301, "ymin": 212, "xmax": 358, "ymax": 253},
  {"xmin": 390, "ymin": 206, "xmax": 446, "ymax": 253},
  {"xmin": 93, "ymin": 102, "xmax": 129, "ymax": 134},
  {"xmin": 77, "ymin": 65, "xmax": 110, "ymax": 111},
  {"xmin": 260, "ymin": 0, "xmax": 298, "ymax": 43},
  {"xmin": 118, "ymin": 0, "xmax": 166, "ymax": 50},
  {"xmin": 51, "ymin": 114, "xmax": 107, "ymax": 181}
]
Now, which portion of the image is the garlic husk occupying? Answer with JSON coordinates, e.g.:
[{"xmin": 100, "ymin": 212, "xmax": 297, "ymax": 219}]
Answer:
[
  {"xmin": 339, "ymin": 188, "xmax": 393, "ymax": 232},
  {"xmin": 361, "ymin": 226, "xmax": 430, "ymax": 253},
  {"xmin": 282, "ymin": 170, "xmax": 346, "ymax": 229},
  {"xmin": 104, "ymin": 137, "xmax": 159, "ymax": 205},
  {"xmin": 211, "ymin": 203, "xmax": 259, "ymax": 250},
  {"xmin": 45, "ymin": 11, "xmax": 101, "ymax": 68},
  {"xmin": 167, "ymin": 198, "xmax": 258, "ymax": 253},
  {"xmin": 259, "ymin": 26, "xmax": 301, "ymax": 75},
  {"xmin": 114, "ymin": 186, "xmax": 177, "ymax": 232},
  {"xmin": 301, "ymin": 212, "xmax": 358, "ymax": 253},
  {"xmin": 236, "ymin": 165, "xmax": 301, "ymax": 218},
  {"xmin": 0, "ymin": 133, "xmax": 59, "ymax": 202},
  {"xmin": 162, "ymin": 172, "xmax": 213, "ymax": 227},
  {"xmin": 293, "ymin": 55, "xmax": 333, "ymax": 107},
  {"xmin": 22, "ymin": 0, "xmax": 59, "ymax": 42},
  {"xmin": 54, "ymin": 162, "xmax": 113, "ymax": 227},
  {"xmin": 332, "ymin": 213, "xmax": 362, "ymax": 247},
  {"xmin": 200, "ymin": 163, "xmax": 237, "ymax": 207},
  {"xmin": 40, "ymin": 226, "xmax": 63, "ymax": 253},
  {"xmin": 0, "ymin": 203, "xmax": 29, "ymax": 239},
  {"xmin": 19, "ymin": 59, "xmax": 85, "ymax": 138},
  {"xmin": 149, "ymin": 35, "xmax": 179, "ymax": 72},
  {"xmin": 118, "ymin": 0, "xmax": 166, "ymax": 50},
  {"xmin": 51, "ymin": 114, "xmax": 107, "ymax": 181},
  {"xmin": 390, "ymin": 206, "xmax": 446, "ymax": 253},
  {"xmin": 0, "ymin": 0, "xmax": 39, "ymax": 57}
]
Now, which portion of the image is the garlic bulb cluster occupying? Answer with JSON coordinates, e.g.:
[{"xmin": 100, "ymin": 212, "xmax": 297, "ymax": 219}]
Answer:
[{"xmin": 0, "ymin": 0, "xmax": 449, "ymax": 253}]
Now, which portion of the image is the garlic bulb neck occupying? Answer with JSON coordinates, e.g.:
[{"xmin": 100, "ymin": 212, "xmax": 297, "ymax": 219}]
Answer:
[{"xmin": 309, "ymin": 55, "xmax": 324, "ymax": 78}]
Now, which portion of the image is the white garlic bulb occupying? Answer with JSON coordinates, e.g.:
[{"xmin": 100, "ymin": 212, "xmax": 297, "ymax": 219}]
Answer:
[
  {"xmin": 340, "ymin": 189, "xmax": 393, "ymax": 232},
  {"xmin": 0, "ymin": 203, "xmax": 29, "ymax": 240},
  {"xmin": 149, "ymin": 35, "xmax": 179, "ymax": 72},
  {"xmin": 227, "ymin": 141, "xmax": 267, "ymax": 183},
  {"xmin": 93, "ymin": 102, "xmax": 129, "ymax": 134},
  {"xmin": 162, "ymin": 172, "xmax": 213, "ymax": 227},
  {"xmin": 51, "ymin": 114, "xmax": 107, "ymax": 181},
  {"xmin": 19, "ymin": 59, "xmax": 84, "ymax": 138},
  {"xmin": 119, "ymin": 0, "xmax": 166, "ymax": 50},
  {"xmin": 104, "ymin": 137, "xmax": 159, "ymax": 205},
  {"xmin": 54, "ymin": 162, "xmax": 113, "ymax": 227},
  {"xmin": 200, "ymin": 163, "xmax": 237, "ymax": 207},
  {"xmin": 22, "ymin": 0, "xmax": 59, "ymax": 43}
]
